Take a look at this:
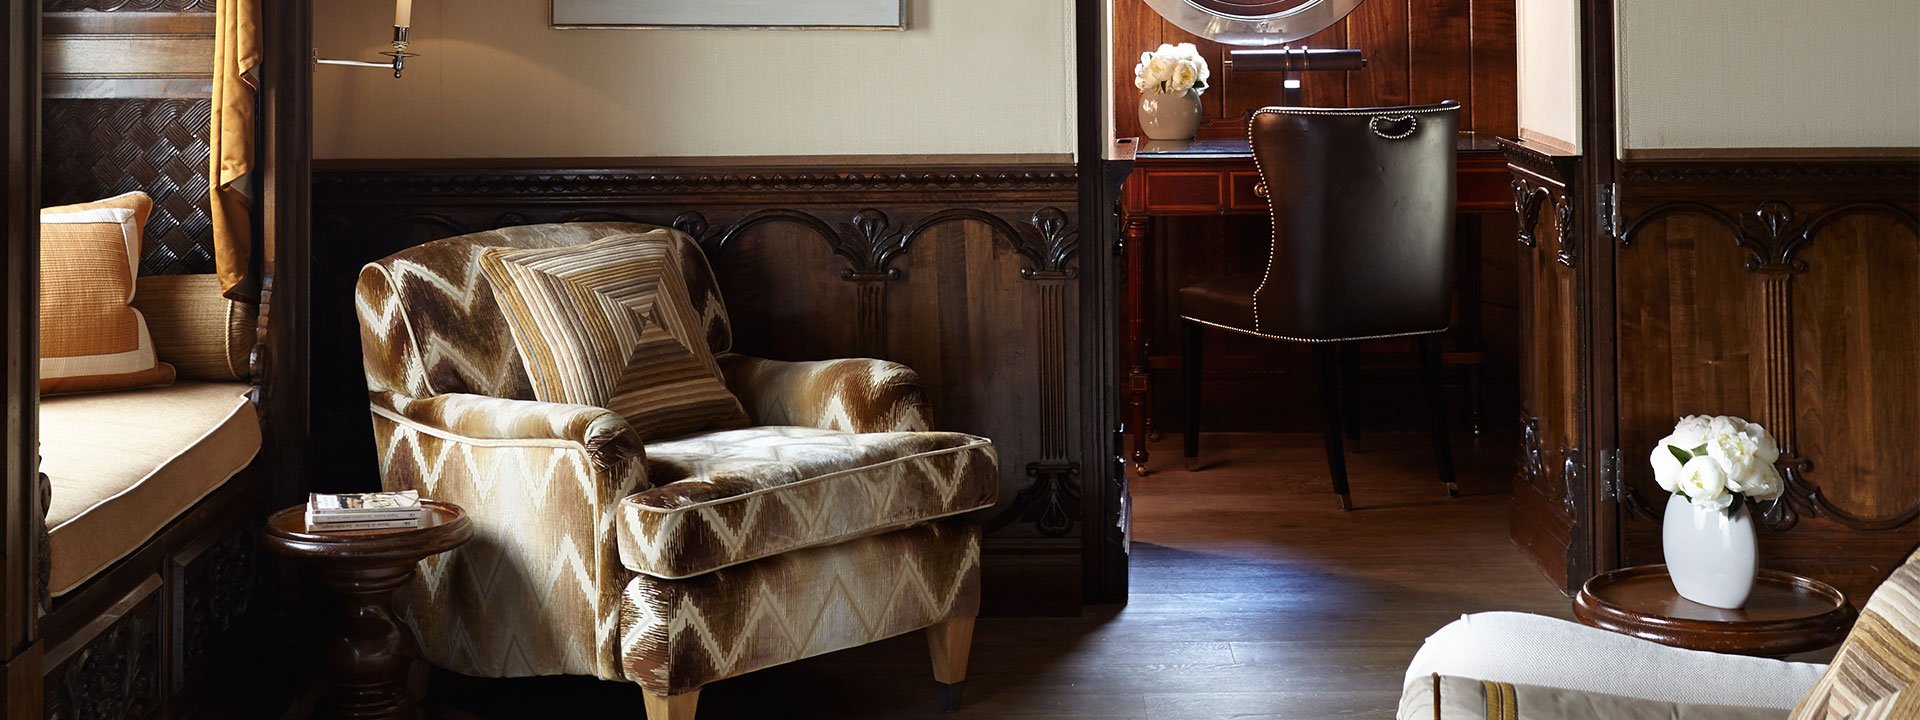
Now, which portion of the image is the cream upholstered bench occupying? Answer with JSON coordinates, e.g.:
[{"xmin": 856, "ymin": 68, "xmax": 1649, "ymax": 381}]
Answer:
[
  {"xmin": 1399, "ymin": 548, "xmax": 1920, "ymax": 719},
  {"xmin": 39, "ymin": 273, "xmax": 261, "ymax": 596}
]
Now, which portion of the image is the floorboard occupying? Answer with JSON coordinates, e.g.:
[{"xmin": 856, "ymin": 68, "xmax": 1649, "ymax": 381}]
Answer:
[{"xmin": 426, "ymin": 430, "xmax": 1572, "ymax": 719}]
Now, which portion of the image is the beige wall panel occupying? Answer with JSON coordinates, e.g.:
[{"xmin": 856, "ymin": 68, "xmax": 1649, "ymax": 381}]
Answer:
[
  {"xmin": 1615, "ymin": 0, "xmax": 1920, "ymax": 153},
  {"xmin": 1516, "ymin": 0, "xmax": 1580, "ymax": 150},
  {"xmin": 313, "ymin": 0, "xmax": 1076, "ymax": 159}
]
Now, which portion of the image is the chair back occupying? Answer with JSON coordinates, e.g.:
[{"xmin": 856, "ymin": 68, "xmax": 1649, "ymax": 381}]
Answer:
[
  {"xmin": 1248, "ymin": 101, "xmax": 1459, "ymax": 341},
  {"xmin": 355, "ymin": 222, "xmax": 731, "ymax": 399}
]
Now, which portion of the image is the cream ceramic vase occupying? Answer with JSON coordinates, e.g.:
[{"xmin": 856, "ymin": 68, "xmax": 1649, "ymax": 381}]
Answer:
[
  {"xmin": 1663, "ymin": 496, "xmax": 1758, "ymax": 609},
  {"xmin": 1139, "ymin": 88, "xmax": 1203, "ymax": 141}
]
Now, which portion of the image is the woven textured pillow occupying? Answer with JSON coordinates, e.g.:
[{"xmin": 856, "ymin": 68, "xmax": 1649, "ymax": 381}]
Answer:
[
  {"xmin": 132, "ymin": 274, "xmax": 257, "ymax": 381},
  {"xmin": 479, "ymin": 231, "xmax": 748, "ymax": 440},
  {"xmin": 1790, "ymin": 548, "xmax": 1920, "ymax": 720},
  {"xmin": 39, "ymin": 192, "xmax": 175, "ymax": 395}
]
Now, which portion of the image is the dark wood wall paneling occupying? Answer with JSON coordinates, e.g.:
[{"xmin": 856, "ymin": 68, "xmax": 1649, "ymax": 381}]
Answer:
[
  {"xmin": 310, "ymin": 159, "xmax": 1095, "ymax": 615},
  {"xmin": 1110, "ymin": 0, "xmax": 1517, "ymax": 140},
  {"xmin": 1612, "ymin": 159, "xmax": 1920, "ymax": 605}
]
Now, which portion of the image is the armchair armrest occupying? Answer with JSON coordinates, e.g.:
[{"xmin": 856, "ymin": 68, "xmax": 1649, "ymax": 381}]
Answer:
[
  {"xmin": 366, "ymin": 390, "xmax": 646, "ymax": 682},
  {"xmin": 1400, "ymin": 675, "xmax": 1789, "ymax": 719},
  {"xmin": 370, "ymin": 391, "xmax": 644, "ymax": 472},
  {"xmin": 717, "ymin": 354, "xmax": 933, "ymax": 433}
]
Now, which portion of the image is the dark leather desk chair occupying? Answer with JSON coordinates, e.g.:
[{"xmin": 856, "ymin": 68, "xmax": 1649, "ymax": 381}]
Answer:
[{"xmin": 1178, "ymin": 101, "xmax": 1462, "ymax": 510}]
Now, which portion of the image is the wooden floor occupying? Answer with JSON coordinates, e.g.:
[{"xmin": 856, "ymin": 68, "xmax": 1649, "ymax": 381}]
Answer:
[{"xmin": 429, "ymin": 431, "xmax": 1573, "ymax": 719}]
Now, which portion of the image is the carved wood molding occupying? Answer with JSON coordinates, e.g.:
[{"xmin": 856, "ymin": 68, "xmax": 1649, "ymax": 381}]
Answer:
[
  {"xmin": 1619, "ymin": 200, "xmax": 1919, "ymax": 274},
  {"xmin": 312, "ymin": 163, "xmax": 1079, "ymax": 202},
  {"xmin": 1619, "ymin": 160, "xmax": 1919, "ymax": 189},
  {"xmin": 1511, "ymin": 178, "xmax": 1548, "ymax": 248},
  {"xmin": 45, "ymin": 0, "xmax": 212, "ymax": 11}
]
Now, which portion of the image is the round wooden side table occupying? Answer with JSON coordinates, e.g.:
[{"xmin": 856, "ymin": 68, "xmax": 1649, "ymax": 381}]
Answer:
[
  {"xmin": 265, "ymin": 500, "xmax": 472, "ymax": 720},
  {"xmin": 1573, "ymin": 564, "xmax": 1856, "ymax": 657}
]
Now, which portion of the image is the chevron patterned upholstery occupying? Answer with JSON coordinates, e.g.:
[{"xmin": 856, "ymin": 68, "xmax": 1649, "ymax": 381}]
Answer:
[
  {"xmin": 619, "ymin": 426, "xmax": 997, "ymax": 579},
  {"xmin": 718, "ymin": 355, "xmax": 934, "ymax": 433},
  {"xmin": 620, "ymin": 518, "xmax": 980, "ymax": 696},
  {"xmin": 355, "ymin": 222, "xmax": 731, "ymax": 400},
  {"xmin": 356, "ymin": 223, "xmax": 993, "ymax": 707}
]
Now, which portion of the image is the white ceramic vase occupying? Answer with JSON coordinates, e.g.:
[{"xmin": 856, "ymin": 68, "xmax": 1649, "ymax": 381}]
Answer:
[
  {"xmin": 1662, "ymin": 495, "xmax": 1758, "ymax": 609},
  {"xmin": 1139, "ymin": 88, "xmax": 1203, "ymax": 141}
]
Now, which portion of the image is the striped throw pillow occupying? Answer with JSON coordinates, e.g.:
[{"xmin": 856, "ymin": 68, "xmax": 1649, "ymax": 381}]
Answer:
[
  {"xmin": 1791, "ymin": 548, "xmax": 1920, "ymax": 720},
  {"xmin": 479, "ymin": 231, "xmax": 748, "ymax": 441},
  {"xmin": 38, "ymin": 192, "xmax": 176, "ymax": 395}
]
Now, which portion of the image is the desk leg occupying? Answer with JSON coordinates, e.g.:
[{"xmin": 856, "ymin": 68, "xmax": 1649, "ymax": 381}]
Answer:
[{"xmin": 1124, "ymin": 214, "xmax": 1152, "ymax": 477}]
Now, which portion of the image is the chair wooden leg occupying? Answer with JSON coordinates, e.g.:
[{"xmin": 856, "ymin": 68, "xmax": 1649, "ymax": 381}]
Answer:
[
  {"xmin": 1338, "ymin": 342, "xmax": 1362, "ymax": 444},
  {"xmin": 928, "ymin": 617, "xmax": 975, "ymax": 713},
  {"xmin": 1312, "ymin": 345, "xmax": 1352, "ymax": 510},
  {"xmin": 1418, "ymin": 337, "xmax": 1460, "ymax": 498},
  {"xmin": 643, "ymin": 688, "xmax": 699, "ymax": 720},
  {"xmin": 1181, "ymin": 320, "xmax": 1204, "ymax": 470}
]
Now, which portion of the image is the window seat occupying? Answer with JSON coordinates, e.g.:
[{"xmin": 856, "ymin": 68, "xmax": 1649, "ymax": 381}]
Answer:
[{"xmin": 41, "ymin": 381, "xmax": 261, "ymax": 596}]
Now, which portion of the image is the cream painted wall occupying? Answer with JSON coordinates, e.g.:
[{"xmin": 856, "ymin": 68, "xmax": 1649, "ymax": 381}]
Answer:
[
  {"xmin": 313, "ymin": 0, "xmax": 1076, "ymax": 159},
  {"xmin": 1615, "ymin": 0, "xmax": 1920, "ymax": 152},
  {"xmin": 1516, "ymin": 0, "xmax": 1581, "ymax": 150}
]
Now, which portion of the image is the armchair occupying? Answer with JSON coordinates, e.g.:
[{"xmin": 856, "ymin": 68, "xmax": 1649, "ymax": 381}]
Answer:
[
  {"xmin": 1398, "ymin": 547, "xmax": 1920, "ymax": 719},
  {"xmin": 355, "ymin": 222, "xmax": 998, "ymax": 718}
]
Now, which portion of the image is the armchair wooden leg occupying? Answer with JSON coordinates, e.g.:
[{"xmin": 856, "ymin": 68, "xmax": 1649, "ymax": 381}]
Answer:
[
  {"xmin": 643, "ymin": 688, "xmax": 699, "ymax": 720},
  {"xmin": 928, "ymin": 617, "xmax": 976, "ymax": 713}
]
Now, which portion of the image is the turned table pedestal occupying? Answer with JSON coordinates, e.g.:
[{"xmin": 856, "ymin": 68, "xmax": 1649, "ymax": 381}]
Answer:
[
  {"xmin": 265, "ymin": 500, "xmax": 471, "ymax": 719},
  {"xmin": 1573, "ymin": 564, "xmax": 1856, "ymax": 658}
]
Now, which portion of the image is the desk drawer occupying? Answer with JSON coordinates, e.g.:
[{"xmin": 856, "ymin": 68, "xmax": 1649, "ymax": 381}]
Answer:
[
  {"xmin": 1229, "ymin": 172, "xmax": 1267, "ymax": 211},
  {"xmin": 1141, "ymin": 171, "xmax": 1226, "ymax": 212}
]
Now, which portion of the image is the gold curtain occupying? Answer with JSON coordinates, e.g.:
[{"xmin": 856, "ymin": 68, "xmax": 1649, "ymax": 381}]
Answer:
[{"xmin": 210, "ymin": 0, "xmax": 261, "ymax": 300}]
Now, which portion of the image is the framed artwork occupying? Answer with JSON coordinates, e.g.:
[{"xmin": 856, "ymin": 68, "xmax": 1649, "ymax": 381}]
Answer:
[{"xmin": 553, "ymin": 0, "xmax": 907, "ymax": 30}]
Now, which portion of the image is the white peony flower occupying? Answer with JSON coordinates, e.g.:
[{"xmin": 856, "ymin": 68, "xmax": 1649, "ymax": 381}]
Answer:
[
  {"xmin": 1676, "ymin": 455, "xmax": 1733, "ymax": 510},
  {"xmin": 1706, "ymin": 415, "xmax": 1760, "ymax": 484},
  {"xmin": 1168, "ymin": 62, "xmax": 1198, "ymax": 93},
  {"xmin": 1147, "ymin": 54, "xmax": 1177, "ymax": 84},
  {"xmin": 1650, "ymin": 442, "xmax": 1685, "ymax": 493},
  {"xmin": 1664, "ymin": 415, "xmax": 1713, "ymax": 451},
  {"xmin": 1744, "ymin": 463, "xmax": 1785, "ymax": 502},
  {"xmin": 1747, "ymin": 421, "xmax": 1780, "ymax": 465}
]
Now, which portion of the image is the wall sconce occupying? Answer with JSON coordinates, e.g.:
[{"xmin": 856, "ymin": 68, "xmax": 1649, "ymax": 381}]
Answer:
[{"xmin": 314, "ymin": 0, "xmax": 417, "ymax": 78}]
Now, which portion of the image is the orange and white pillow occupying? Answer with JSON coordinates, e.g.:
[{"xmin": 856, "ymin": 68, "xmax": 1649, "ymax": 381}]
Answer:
[{"xmin": 39, "ymin": 192, "xmax": 175, "ymax": 395}]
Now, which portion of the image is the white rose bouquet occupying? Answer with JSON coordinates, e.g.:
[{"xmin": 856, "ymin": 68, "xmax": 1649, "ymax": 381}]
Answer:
[
  {"xmin": 1135, "ymin": 43, "xmax": 1210, "ymax": 95},
  {"xmin": 1650, "ymin": 415, "xmax": 1784, "ymax": 512}
]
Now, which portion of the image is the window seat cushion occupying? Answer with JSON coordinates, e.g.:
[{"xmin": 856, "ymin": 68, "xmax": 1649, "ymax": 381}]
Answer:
[{"xmin": 41, "ymin": 381, "xmax": 261, "ymax": 596}]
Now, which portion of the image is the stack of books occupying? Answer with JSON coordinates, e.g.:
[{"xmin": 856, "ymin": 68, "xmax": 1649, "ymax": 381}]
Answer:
[{"xmin": 305, "ymin": 490, "xmax": 424, "ymax": 532}]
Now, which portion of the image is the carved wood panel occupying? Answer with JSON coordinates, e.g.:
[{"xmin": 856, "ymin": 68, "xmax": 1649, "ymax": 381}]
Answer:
[
  {"xmin": 1506, "ymin": 145, "xmax": 1586, "ymax": 593},
  {"xmin": 1616, "ymin": 168, "xmax": 1920, "ymax": 603},
  {"xmin": 43, "ymin": 578, "xmax": 163, "ymax": 720}
]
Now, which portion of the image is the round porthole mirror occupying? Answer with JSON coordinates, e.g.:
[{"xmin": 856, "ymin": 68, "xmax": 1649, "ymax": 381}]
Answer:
[{"xmin": 1141, "ymin": 0, "xmax": 1367, "ymax": 46}]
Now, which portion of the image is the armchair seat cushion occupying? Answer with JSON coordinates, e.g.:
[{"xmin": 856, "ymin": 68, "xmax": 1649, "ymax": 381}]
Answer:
[{"xmin": 617, "ymin": 426, "xmax": 997, "ymax": 579}]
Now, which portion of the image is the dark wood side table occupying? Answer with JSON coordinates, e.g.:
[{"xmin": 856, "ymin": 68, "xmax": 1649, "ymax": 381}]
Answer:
[
  {"xmin": 265, "ymin": 500, "xmax": 472, "ymax": 719},
  {"xmin": 1573, "ymin": 565, "xmax": 1857, "ymax": 657}
]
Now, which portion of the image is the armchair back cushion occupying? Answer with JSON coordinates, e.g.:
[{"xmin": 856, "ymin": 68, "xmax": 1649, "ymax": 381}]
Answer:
[
  {"xmin": 478, "ymin": 232, "xmax": 747, "ymax": 440},
  {"xmin": 356, "ymin": 222, "xmax": 731, "ymax": 400},
  {"xmin": 1791, "ymin": 547, "xmax": 1920, "ymax": 720}
]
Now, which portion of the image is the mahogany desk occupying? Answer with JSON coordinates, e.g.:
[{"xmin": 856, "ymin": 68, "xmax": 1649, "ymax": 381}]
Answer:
[{"xmin": 1116, "ymin": 134, "xmax": 1513, "ymax": 475}]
